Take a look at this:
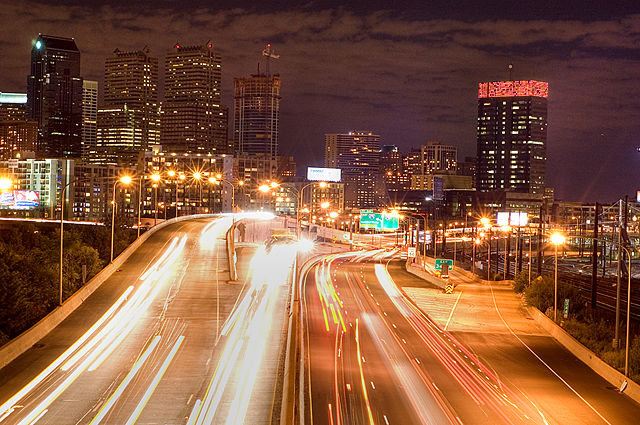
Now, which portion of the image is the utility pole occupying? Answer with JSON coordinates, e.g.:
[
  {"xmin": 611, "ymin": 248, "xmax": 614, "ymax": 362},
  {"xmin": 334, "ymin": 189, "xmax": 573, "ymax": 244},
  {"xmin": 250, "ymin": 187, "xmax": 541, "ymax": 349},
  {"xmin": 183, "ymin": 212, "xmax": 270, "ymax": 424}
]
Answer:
[
  {"xmin": 537, "ymin": 204, "xmax": 544, "ymax": 276},
  {"xmin": 615, "ymin": 199, "xmax": 623, "ymax": 348},
  {"xmin": 591, "ymin": 202, "xmax": 599, "ymax": 314}
]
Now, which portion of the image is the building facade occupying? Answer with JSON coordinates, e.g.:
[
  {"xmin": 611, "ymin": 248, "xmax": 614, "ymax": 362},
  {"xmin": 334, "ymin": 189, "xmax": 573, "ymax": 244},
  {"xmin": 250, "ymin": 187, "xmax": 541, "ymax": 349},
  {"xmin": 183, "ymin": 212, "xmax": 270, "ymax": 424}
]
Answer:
[
  {"xmin": 234, "ymin": 75, "xmax": 281, "ymax": 157},
  {"xmin": 81, "ymin": 80, "xmax": 98, "ymax": 159},
  {"xmin": 162, "ymin": 42, "xmax": 228, "ymax": 155},
  {"xmin": 380, "ymin": 145, "xmax": 410, "ymax": 194},
  {"xmin": 421, "ymin": 141, "xmax": 457, "ymax": 174},
  {"xmin": 325, "ymin": 131, "xmax": 382, "ymax": 209},
  {"xmin": 476, "ymin": 80, "xmax": 548, "ymax": 194},
  {"xmin": 27, "ymin": 34, "xmax": 83, "ymax": 158}
]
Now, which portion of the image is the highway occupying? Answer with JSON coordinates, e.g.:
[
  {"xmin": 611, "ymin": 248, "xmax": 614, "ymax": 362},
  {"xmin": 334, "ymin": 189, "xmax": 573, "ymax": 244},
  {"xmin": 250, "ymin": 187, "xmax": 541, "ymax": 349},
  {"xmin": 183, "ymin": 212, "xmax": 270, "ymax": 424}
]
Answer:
[
  {"xmin": 0, "ymin": 214, "xmax": 296, "ymax": 425},
  {"xmin": 300, "ymin": 248, "xmax": 640, "ymax": 425}
]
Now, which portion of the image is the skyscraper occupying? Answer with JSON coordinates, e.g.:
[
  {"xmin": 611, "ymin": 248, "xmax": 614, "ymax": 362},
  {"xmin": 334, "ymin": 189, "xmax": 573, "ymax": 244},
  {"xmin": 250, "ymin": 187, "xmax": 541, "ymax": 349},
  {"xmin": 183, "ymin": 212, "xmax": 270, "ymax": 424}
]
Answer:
[
  {"xmin": 325, "ymin": 131, "xmax": 382, "ymax": 208},
  {"xmin": 476, "ymin": 80, "xmax": 548, "ymax": 194},
  {"xmin": 81, "ymin": 80, "xmax": 98, "ymax": 159},
  {"xmin": 95, "ymin": 48, "xmax": 159, "ymax": 165},
  {"xmin": 27, "ymin": 34, "xmax": 83, "ymax": 158},
  {"xmin": 379, "ymin": 145, "xmax": 409, "ymax": 193},
  {"xmin": 162, "ymin": 42, "xmax": 228, "ymax": 154},
  {"xmin": 234, "ymin": 74, "xmax": 281, "ymax": 158}
]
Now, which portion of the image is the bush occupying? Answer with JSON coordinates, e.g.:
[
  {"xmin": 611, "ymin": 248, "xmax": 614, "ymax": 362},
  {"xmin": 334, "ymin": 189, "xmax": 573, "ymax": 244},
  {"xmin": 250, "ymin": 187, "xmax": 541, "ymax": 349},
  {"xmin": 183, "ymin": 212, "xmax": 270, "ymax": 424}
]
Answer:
[
  {"xmin": 493, "ymin": 273, "xmax": 503, "ymax": 281},
  {"xmin": 524, "ymin": 275, "xmax": 554, "ymax": 311},
  {"xmin": 512, "ymin": 271, "xmax": 531, "ymax": 293}
]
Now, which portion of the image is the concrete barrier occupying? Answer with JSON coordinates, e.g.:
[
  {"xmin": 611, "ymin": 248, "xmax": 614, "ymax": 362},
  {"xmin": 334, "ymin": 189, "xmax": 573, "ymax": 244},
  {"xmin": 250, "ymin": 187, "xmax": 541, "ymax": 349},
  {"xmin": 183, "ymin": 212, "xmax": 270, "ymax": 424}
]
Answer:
[
  {"xmin": 0, "ymin": 214, "xmax": 214, "ymax": 370},
  {"xmin": 404, "ymin": 261, "xmax": 447, "ymax": 290},
  {"xmin": 528, "ymin": 306, "xmax": 640, "ymax": 403}
]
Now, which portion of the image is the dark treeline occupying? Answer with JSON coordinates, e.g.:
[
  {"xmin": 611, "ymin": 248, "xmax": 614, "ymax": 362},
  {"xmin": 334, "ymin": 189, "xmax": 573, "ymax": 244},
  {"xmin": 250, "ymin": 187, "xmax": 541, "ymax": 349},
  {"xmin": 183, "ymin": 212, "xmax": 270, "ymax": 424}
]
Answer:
[{"xmin": 0, "ymin": 219, "xmax": 137, "ymax": 345}]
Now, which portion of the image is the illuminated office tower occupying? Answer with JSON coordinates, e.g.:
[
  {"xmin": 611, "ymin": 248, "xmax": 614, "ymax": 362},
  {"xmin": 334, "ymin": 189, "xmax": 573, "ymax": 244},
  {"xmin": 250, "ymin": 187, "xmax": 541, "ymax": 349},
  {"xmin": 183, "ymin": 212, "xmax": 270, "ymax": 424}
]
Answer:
[
  {"xmin": 27, "ymin": 34, "xmax": 83, "ymax": 157},
  {"xmin": 162, "ymin": 42, "xmax": 228, "ymax": 154},
  {"xmin": 234, "ymin": 74, "xmax": 281, "ymax": 157},
  {"xmin": 325, "ymin": 131, "xmax": 382, "ymax": 208},
  {"xmin": 476, "ymin": 80, "xmax": 548, "ymax": 194},
  {"xmin": 95, "ymin": 47, "xmax": 159, "ymax": 165},
  {"xmin": 81, "ymin": 80, "xmax": 98, "ymax": 159}
]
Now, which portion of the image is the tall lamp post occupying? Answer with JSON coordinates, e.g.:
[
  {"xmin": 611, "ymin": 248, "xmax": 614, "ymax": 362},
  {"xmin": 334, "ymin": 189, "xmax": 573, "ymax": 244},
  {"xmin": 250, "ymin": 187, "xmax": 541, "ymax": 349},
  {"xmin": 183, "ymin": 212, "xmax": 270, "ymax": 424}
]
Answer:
[
  {"xmin": 193, "ymin": 172, "xmax": 203, "ymax": 214},
  {"xmin": 551, "ymin": 233, "xmax": 566, "ymax": 322},
  {"xmin": 150, "ymin": 173, "xmax": 161, "ymax": 226},
  {"xmin": 110, "ymin": 175, "xmax": 133, "ymax": 263}
]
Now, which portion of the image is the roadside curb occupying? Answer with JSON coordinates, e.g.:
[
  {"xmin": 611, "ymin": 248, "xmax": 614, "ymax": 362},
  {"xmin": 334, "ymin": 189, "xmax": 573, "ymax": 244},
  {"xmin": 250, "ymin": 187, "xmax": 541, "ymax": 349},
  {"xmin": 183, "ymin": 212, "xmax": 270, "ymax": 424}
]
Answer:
[
  {"xmin": 528, "ymin": 306, "xmax": 640, "ymax": 403},
  {"xmin": 0, "ymin": 214, "xmax": 213, "ymax": 371}
]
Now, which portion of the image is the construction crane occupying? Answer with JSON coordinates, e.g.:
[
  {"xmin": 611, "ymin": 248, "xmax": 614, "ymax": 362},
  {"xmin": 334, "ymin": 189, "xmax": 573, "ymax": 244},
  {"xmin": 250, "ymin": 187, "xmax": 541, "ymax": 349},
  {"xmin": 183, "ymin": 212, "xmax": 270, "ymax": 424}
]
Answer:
[{"xmin": 262, "ymin": 43, "xmax": 280, "ymax": 76}]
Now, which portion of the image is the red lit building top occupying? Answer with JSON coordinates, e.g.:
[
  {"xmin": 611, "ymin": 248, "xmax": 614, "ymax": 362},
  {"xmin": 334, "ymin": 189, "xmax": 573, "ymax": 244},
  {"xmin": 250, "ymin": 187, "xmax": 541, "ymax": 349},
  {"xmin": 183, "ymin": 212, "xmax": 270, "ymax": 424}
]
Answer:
[{"xmin": 478, "ymin": 80, "xmax": 548, "ymax": 98}]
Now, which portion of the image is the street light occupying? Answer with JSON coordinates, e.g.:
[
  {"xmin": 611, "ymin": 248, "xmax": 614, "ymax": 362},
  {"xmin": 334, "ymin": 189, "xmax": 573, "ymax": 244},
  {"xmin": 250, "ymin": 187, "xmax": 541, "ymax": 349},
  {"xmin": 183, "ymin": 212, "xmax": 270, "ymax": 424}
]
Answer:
[
  {"xmin": 193, "ymin": 172, "xmax": 203, "ymax": 214},
  {"xmin": 150, "ymin": 173, "xmax": 161, "ymax": 226},
  {"xmin": 0, "ymin": 177, "xmax": 13, "ymax": 191},
  {"xmin": 110, "ymin": 175, "xmax": 132, "ymax": 263},
  {"xmin": 551, "ymin": 232, "xmax": 566, "ymax": 322}
]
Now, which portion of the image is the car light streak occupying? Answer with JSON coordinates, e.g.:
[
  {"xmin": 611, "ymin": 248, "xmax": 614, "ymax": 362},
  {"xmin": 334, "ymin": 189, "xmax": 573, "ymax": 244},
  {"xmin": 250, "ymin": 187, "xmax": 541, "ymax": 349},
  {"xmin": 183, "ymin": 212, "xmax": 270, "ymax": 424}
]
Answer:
[
  {"xmin": 124, "ymin": 335, "xmax": 185, "ymax": 425},
  {"xmin": 188, "ymin": 244, "xmax": 294, "ymax": 425},
  {"xmin": 0, "ymin": 285, "xmax": 134, "ymax": 420},
  {"xmin": 3, "ymin": 236, "xmax": 187, "ymax": 424},
  {"xmin": 89, "ymin": 335, "xmax": 162, "ymax": 425},
  {"xmin": 355, "ymin": 319, "xmax": 376, "ymax": 425},
  {"xmin": 373, "ymin": 263, "xmax": 547, "ymax": 424}
]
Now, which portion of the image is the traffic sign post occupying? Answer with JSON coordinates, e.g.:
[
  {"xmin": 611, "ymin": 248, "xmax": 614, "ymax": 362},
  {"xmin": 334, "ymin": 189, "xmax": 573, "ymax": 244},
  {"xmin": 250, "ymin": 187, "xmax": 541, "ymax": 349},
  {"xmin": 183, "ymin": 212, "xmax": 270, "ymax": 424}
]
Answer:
[{"xmin": 407, "ymin": 247, "xmax": 416, "ymax": 258}]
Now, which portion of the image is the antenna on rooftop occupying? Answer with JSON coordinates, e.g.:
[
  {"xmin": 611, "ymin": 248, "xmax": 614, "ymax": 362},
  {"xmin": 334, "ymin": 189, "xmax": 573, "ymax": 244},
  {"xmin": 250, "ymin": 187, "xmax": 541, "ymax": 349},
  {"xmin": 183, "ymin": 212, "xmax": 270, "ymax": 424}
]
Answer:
[{"xmin": 262, "ymin": 43, "xmax": 280, "ymax": 76}]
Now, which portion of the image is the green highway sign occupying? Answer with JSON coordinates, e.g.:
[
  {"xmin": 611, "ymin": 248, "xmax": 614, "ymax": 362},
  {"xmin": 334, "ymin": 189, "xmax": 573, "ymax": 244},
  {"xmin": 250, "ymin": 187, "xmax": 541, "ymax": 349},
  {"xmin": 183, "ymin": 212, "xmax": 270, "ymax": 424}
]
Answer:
[
  {"xmin": 434, "ymin": 258, "xmax": 454, "ymax": 271},
  {"xmin": 563, "ymin": 298, "xmax": 570, "ymax": 318}
]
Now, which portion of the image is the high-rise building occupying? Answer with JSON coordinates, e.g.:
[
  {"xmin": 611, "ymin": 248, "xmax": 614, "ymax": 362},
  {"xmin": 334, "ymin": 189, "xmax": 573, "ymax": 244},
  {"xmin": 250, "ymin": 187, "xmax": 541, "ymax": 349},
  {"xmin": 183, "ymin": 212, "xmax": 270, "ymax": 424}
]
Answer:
[
  {"xmin": 421, "ymin": 141, "xmax": 457, "ymax": 174},
  {"xmin": 380, "ymin": 145, "xmax": 409, "ymax": 193},
  {"xmin": 325, "ymin": 131, "xmax": 382, "ymax": 209},
  {"xmin": 234, "ymin": 74, "xmax": 281, "ymax": 157},
  {"xmin": 81, "ymin": 80, "xmax": 98, "ymax": 159},
  {"xmin": 476, "ymin": 80, "xmax": 548, "ymax": 194},
  {"xmin": 95, "ymin": 48, "xmax": 159, "ymax": 165},
  {"xmin": 162, "ymin": 42, "xmax": 228, "ymax": 154},
  {"xmin": 0, "ymin": 92, "xmax": 28, "ymax": 121},
  {"xmin": 0, "ymin": 92, "xmax": 37, "ymax": 159},
  {"xmin": 27, "ymin": 34, "xmax": 83, "ymax": 158}
]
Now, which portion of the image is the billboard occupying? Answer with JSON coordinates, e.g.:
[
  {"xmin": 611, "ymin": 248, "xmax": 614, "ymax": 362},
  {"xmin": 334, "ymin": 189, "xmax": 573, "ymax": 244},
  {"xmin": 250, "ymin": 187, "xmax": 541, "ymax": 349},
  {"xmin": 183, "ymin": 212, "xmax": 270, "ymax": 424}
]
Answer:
[
  {"xmin": 307, "ymin": 167, "xmax": 341, "ymax": 182},
  {"xmin": 0, "ymin": 190, "xmax": 40, "ymax": 209},
  {"xmin": 497, "ymin": 211, "xmax": 528, "ymax": 227},
  {"xmin": 359, "ymin": 212, "xmax": 400, "ymax": 231}
]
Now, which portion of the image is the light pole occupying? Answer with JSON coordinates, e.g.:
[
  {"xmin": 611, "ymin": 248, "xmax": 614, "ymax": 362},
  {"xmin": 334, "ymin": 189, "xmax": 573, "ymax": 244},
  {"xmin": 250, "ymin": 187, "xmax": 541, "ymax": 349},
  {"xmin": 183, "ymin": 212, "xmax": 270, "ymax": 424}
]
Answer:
[
  {"xmin": 150, "ymin": 173, "xmax": 161, "ymax": 226},
  {"xmin": 193, "ymin": 172, "xmax": 203, "ymax": 214},
  {"xmin": 110, "ymin": 175, "xmax": 132, "ymax": 263},
  {"xmin": 551, "ymin": 233, "xmax": 566, "ymax": 322},
  {"xmin": 58, "ymin": 178, "xmax": 75, "ymax": 306}
]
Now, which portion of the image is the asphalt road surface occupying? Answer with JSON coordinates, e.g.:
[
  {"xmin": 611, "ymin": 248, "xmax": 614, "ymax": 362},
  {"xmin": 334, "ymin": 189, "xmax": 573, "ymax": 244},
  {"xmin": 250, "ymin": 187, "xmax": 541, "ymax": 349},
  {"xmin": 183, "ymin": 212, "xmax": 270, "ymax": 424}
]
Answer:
[
  {"xmin": 0, "ymin": 214, "xmax": 295, "ymax": 425},
  {"xmin": 301, "ymin": 248, "xmax": 640, "ymax": 425}
]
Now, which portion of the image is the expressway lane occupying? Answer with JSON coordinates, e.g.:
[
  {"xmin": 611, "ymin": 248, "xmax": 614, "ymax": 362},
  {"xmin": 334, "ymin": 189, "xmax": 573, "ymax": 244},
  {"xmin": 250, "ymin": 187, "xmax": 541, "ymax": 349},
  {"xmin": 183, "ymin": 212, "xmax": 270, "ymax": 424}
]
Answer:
[
  {"xmin": 301, "ymin": 249, "xmax": 553, "ymax": 425},
  {"xmin": 391, "ymin": 257, "xmax": 640, "ymax": 424},
  {"xmin": 0, "ymin": 214, "xmax": 295, "ymax": 425}
]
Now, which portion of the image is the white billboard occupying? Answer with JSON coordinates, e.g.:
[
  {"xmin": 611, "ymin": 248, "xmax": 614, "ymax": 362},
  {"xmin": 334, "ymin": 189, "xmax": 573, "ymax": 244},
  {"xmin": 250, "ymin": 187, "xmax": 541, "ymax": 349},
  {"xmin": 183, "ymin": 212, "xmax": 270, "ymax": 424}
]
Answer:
[
  {"xmin": 497, "ymin": 211, "xmax": 528, "ymax": 227},
  {"xmin": 307, "ymin": 167, "xmax": 341, "ymax": 182}
]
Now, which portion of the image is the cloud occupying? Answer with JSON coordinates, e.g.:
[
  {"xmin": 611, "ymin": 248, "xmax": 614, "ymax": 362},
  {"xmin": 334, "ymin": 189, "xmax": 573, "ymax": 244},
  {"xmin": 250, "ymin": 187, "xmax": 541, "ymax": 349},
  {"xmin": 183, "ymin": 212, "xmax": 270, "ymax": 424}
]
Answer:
[{"xmin": 1, "ymin": 1, "xmax": 639, "ymax": 201}]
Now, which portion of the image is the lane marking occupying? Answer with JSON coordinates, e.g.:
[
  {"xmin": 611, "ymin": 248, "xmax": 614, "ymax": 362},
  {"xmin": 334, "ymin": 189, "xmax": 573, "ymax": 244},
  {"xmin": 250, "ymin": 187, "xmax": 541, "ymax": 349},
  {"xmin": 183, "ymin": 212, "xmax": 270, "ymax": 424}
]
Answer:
[
  {"xmin": 89, "ymin": 335, "xmax": 161, "ymax": 424},
  {"xmin": 444, "ymin": 290, "xmax": 463, "ymax": 331},
  {"xmin": 125, "ymin": 335, "xmax": 185, "ymax": 425},
  {"xmin": 488, "ymin": 283, "xmax": 612, "ymax": 425}
]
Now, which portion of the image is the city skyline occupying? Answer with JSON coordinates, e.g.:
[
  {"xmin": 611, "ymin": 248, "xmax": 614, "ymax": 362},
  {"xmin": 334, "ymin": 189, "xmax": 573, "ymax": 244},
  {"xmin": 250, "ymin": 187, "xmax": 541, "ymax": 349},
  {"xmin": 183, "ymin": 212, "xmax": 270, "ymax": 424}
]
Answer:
[{"xmin": 0, "ymin": 1, "xmax": 639, "ymax": 202}]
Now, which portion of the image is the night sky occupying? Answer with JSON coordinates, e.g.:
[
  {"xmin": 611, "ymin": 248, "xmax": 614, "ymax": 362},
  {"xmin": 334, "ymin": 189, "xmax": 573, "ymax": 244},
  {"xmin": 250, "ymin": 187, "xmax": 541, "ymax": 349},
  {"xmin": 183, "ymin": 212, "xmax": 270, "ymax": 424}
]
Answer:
[{"xmin": 1, "ymin": 0, "xmax": 639, "ymax": 203}]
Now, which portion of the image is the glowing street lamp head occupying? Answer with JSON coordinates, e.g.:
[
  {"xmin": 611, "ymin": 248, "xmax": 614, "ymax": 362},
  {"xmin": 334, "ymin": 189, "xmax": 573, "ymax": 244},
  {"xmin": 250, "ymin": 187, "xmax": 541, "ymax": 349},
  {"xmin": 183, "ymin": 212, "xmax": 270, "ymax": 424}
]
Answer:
[
  {"xmin": 319, "ymin": 181, "xmax": 328, "ymax": 188},
  {"xmin": 551, "ymin": 233, "xmax": 566, "ymax": 245},
  {"xmin": 208, "ymin": 177, "xmax": 217, "ymax": 184},
  {"xmin": 193, "ymin": 172, "xmax": 202, "ymax": 180},
  {"xmin": 238, "ymin": 180, "xmax": 244, "ymax": 186},
  {"xmin": 320, "ymin": 201, "xmax": 330, "ymax": 209},
  {"xmin": 150, "ymin": 173, "xmax": 161, "ymax": 182},
  {"xmin": 179, "ymin": 174, "xmax": 186, "ymax": 180},
  {"xmin": 270, "ymin": 181, "xmax": 279, "ymax": 188},
  {"xmin": 216, "ymin": 173, "xmax": 222, "ymax": 179},
  {"xmin": 259, "ymin": 184, "xmax": 270, "ymax": 193},
  {"xmin": 329, "ymin": 211, "xmax": 339, "ymax": 218},
  {"xmin": 167, "ymin": 170, "xmax": 176, "ymax": 177},
  {"xmin": 119, "ymin": 175, "xmax": 132, "ymax": 185},
  {"xmin": 480, "ymin": 217, "xmax": 490, "ymax": 225},
  {"xmin": 0, "ymin": 178, "xmax": 13, "ymax": 191}
]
